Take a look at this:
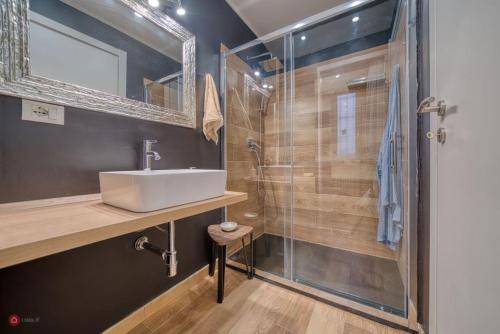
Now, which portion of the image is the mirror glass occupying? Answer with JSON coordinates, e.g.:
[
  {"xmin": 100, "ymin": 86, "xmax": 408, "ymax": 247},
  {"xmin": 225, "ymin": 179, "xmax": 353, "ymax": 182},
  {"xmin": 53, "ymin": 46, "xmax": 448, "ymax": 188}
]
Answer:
[{"xmin": 29, "ymin": 0, "xmax": 184, "ymax": 112}]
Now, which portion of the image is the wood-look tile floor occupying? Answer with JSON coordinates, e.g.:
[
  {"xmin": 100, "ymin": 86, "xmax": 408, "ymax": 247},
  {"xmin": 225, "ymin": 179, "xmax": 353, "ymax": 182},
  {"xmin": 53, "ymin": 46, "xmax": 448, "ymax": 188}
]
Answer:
[{"xmin": 128, "ymin": 268, "xmax": 408, "ymax": 334}]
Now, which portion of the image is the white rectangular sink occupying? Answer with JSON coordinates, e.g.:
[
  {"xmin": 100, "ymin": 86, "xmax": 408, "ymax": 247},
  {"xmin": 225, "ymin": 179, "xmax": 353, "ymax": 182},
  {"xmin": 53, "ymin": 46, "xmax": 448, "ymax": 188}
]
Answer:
[{"xmin": 99, "ymin": 169, "xmax": 227, "ymax": 212}]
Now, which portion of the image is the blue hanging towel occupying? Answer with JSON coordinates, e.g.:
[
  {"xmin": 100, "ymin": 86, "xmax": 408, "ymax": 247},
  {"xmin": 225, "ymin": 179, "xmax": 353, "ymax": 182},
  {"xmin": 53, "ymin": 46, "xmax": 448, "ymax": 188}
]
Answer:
[{"xmin": 376, "ymin": 64, "xmax": 403, "ymax": 250}]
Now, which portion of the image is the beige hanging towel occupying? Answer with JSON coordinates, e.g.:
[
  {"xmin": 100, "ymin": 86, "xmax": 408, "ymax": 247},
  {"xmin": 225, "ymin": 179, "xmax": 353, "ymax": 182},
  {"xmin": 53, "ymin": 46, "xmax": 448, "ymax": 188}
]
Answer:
[{"xmin": 203, "ymin": 73, "xmax": 223, "ymax": 144}]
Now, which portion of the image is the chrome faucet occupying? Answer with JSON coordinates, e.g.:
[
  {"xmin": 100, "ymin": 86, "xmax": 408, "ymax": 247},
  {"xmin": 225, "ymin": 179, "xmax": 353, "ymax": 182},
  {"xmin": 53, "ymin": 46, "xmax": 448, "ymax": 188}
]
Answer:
[{"xmin": 142, "ymin": 139, "xmax": 161, "ymax": 171}]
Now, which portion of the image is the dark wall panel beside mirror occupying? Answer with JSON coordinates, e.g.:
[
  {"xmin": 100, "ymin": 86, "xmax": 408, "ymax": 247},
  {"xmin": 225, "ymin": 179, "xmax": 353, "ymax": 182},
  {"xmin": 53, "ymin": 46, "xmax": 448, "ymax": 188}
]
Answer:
[{"xmin": 0, "ymin": 0, "xmax": 256, "ymax": 332}]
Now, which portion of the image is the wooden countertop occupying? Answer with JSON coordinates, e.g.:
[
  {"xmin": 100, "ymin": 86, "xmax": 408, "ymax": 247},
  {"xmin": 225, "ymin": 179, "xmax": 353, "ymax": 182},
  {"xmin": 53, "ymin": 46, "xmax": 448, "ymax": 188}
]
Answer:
[{"xmin": 0, "ymin": 191, "xmax": 247, "ymax": 269}]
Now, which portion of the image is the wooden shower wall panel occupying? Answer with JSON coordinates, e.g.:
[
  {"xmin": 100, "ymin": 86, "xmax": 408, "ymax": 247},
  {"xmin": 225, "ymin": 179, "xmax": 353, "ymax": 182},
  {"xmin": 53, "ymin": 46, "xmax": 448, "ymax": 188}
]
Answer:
[
  {"xmin": 225, "ymin": 50, "xmax": 265, "ymax": 253},
  {"xmin": 263, "ymin": 45, "xmax": 398, "ymax": 260}
]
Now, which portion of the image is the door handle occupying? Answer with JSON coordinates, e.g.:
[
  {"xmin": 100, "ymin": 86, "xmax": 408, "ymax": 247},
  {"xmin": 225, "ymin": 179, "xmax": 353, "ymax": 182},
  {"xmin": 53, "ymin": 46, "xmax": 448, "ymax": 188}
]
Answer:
[{"xmin": 418, "ymin": 97, "xmax": 447, "ymax": 116}]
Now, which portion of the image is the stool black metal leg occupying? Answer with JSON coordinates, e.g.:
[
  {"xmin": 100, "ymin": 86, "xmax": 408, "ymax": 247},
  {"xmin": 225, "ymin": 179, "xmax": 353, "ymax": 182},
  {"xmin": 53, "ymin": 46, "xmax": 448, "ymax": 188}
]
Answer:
[
  {"xmin": 241, "ymin": 237, "xmax": 251, "ymax": 279},
  {"xmin": 250, "ymin": 232, "xmax": 254, "ymax": 279},
  {"xmin": 217, "ymin": 245, "xmax": 227, "ymax": 303},
  {"xmin": 209, "ymin": 242, "xmax": 216, "ymax": 277},
  {"xmin": 222, "ymin": 245, "xmax": 226, "ymax": 284}
]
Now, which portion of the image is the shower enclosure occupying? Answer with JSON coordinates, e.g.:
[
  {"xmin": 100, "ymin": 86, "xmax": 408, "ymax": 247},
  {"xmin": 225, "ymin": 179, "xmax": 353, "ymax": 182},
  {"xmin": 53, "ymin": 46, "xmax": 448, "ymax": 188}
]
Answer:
[{"xmin": 222, "ymin": 0, "xmax": 417, "ymax": 327}]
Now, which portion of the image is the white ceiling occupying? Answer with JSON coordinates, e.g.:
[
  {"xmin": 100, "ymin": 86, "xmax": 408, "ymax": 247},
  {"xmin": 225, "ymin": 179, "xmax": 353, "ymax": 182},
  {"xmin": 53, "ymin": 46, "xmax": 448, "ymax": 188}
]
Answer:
[{"xmin": 225, "ymin": 0, "xmax": 352, "ymax": 36}]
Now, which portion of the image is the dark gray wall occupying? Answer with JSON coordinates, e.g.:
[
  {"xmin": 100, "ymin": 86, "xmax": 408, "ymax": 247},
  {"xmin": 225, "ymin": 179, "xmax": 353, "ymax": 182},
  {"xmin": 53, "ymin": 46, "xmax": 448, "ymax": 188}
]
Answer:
[{"xmin": 0, "ymin": 1, "xmax": 256, "ymax": 333}]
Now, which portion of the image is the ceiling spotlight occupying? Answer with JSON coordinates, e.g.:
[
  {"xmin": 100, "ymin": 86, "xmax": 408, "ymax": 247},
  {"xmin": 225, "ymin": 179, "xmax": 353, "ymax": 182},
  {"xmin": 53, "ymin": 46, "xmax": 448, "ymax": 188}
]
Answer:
[
  {"xmin": 175, "ymin": 0, "xmax": 186, "ymax": 15},
  {"xmin": 294, "ymin": 22, "xmax": 304, "ymax": 29},
  {"xmin": 254, "ymin": 71, "xmax": 260, "ymax": 77},
  {"xmin": 176, "ymin": 6, "xmax": 186, "ymax": 15},
  {"xmin": 335, "ymin": 74, "xmax": 341, "ymax": 79},
  {"xmin": 268, "ymin": 85, "xmax": 274, "ymax": 89},
  {"xmin": 134, "ymin": 12, "xmax": 143, "ymax": 18},
  {"xmin": 263, "ymin": 84, "xmax": 268, "ymax": 89},
  {"xmin": 352, "ymin": 16, "xmax": 360, "ymax": 22},
  {"xmin": 148, "ymin": 0, "xmax": 160, "ymax": 8},
  {"xmin": 300, "ymin": 35, "xmax": 306, "ymax": 41}
]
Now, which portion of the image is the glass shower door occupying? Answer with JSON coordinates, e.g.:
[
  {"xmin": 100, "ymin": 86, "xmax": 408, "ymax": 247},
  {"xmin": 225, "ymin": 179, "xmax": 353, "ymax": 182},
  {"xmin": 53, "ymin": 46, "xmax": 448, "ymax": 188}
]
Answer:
[
  {"xmin": 223, "ymin": 36, "xmax": 293, "ymax": 281},
  {"xmin": 223, "ymin": 0, "xmax": 411, "ymax": 320},
  {"xmin": 288, "ymin": 14, "xmax": 408, "ymax": 316}
]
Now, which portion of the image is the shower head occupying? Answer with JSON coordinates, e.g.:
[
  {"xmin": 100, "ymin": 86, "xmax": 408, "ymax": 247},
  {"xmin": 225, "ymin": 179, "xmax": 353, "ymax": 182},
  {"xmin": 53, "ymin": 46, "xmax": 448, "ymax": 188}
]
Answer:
[{"xmin": 259, "ymin": 57, "xmax": 283, "ymax": 72}]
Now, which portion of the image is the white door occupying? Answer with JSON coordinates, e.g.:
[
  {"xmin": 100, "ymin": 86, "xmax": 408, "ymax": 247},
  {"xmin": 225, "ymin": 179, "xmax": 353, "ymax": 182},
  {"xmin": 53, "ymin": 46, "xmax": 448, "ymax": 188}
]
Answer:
[{"xmin": 429, "ymin": 0, "xmax": 500, "ymax": 333}]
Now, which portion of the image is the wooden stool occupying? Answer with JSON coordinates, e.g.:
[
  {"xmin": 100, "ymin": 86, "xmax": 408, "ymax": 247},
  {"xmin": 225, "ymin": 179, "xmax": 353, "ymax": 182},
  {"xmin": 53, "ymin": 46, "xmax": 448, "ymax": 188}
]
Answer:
[{"xmin": 207, "ymin": 224, "xmax": 254, "ymax": 303}]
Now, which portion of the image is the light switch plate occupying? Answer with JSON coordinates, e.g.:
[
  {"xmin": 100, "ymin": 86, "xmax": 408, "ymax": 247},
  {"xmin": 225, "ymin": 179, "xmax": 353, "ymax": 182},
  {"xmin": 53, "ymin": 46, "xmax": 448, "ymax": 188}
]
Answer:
[{"xmin": 22, "ymin": 99, "xmax": 64, "ymax": 125}]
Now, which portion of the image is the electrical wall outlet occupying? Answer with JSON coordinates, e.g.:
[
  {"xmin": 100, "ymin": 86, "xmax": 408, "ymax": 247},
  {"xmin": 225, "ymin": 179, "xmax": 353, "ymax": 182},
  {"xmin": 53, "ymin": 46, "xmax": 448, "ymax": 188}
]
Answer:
[{"xmin": 22, "ymin": 99, "xmax": 65, "ymax": 125}]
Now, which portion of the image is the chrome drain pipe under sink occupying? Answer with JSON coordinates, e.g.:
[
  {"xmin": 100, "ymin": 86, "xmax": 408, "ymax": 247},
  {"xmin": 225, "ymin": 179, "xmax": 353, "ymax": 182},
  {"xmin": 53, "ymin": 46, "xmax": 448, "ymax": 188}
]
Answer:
[{"xmin": 134, "ymin": 221, "xmax": 178, "ymax": 277}]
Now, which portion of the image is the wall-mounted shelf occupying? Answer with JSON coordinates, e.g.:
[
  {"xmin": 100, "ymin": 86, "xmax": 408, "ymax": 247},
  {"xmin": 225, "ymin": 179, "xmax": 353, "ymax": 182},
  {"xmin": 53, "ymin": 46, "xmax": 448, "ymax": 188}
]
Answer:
[{"xmin": 0, "ymin": 191, "xmax": 247, "ymax": 269}]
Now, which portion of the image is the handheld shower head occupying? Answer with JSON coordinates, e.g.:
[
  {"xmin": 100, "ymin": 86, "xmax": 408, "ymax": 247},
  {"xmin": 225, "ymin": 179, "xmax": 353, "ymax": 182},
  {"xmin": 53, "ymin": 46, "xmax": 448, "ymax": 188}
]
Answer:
[{"xmin": 246, "ymin": 137, "xmax": 261, "ymax": 151}]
